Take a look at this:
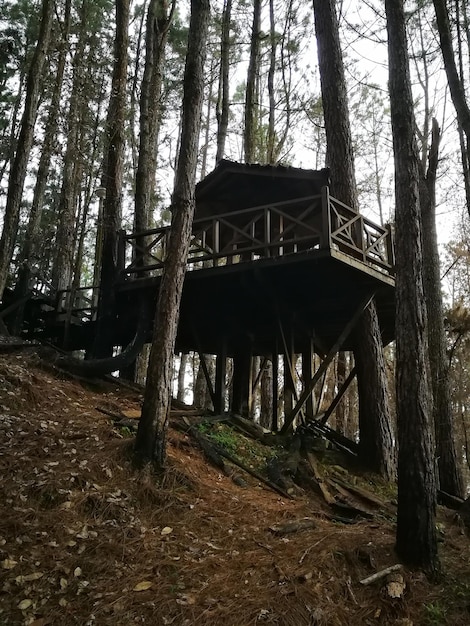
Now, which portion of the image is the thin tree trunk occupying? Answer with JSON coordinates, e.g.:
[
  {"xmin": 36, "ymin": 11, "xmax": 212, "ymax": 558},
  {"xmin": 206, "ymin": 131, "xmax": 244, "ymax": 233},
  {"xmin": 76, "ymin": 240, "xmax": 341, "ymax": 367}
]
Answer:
[
  {"xmin": 92, "ymin": 0, "xmax": 130, "ymax": 358},
  {"xmin": 0, "ymin": 0, "xmax": 54, "ymax": 299},
  {"xmin": 313, "ymin": 0, "xmax": 394, "ymax": 479},
  {"xmin": 244, "ymin": 0, "xmax": 261, "ymax": 163},
  {"xmin": 433, "ymin": 0, "xmax": 470, "ymax": 141},
  {"xmin": 267, "ymin": 0, "xmax": 276, "ymax": 164},
  {"xmin": 135, "ymin": 0, "xmax": 210, "ymax": 469},
  {"xmin": 385, "ymin": 0, "xmax": 439, "ymax": 574},
  {"xmin": 135, "ymin": 0, "xmax": 173, "ymax": 238},
  {"xmin": 215, "ymin": 0, "xmax": 232, "ymax": 163},
  {"xmin": 177, "ymin": 353, "xmax": 188, "ymax": 403},
  {"xmin": 420, "ymin": 118, "xmax": 464, "ymax": 498}
]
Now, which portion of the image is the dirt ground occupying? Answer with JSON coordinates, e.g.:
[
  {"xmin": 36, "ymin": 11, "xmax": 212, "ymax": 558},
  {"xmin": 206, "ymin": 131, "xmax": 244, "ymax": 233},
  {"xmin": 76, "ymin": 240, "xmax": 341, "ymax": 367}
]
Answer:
[{"xmin": 0, "ymin": 351, "xmax": 469, "ymax": 626}]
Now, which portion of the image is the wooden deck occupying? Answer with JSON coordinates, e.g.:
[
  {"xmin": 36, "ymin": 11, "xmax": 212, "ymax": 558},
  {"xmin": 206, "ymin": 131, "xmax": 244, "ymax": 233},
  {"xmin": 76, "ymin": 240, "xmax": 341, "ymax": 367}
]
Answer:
[{"xmin": 41, "ymin": 183, "xmax": 395, "ymax": 356}]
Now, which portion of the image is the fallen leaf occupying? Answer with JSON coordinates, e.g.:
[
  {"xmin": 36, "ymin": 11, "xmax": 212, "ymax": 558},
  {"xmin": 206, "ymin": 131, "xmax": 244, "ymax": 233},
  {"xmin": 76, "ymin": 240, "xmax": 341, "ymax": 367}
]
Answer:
[
  {"xmin": 15, "ymin": 572, "xmax": 44, "ymax": 583},
  {"xmin": 74, "ymin": 567, "xmax": 82, "ymax": 577},
  {"xmin": 18, "ymin": 599, "xmax": 33, "ymax": 610},
  {"xmin": 133, "ymin": 581, "xmax": 153, "ymax": 592},
  {"xmin": 161, "ymin": 527, "xmax": 173, "ymax": 536},
  {"xmin": 1, "ymin": 558, "xmax": 18, "ymax": 569}
]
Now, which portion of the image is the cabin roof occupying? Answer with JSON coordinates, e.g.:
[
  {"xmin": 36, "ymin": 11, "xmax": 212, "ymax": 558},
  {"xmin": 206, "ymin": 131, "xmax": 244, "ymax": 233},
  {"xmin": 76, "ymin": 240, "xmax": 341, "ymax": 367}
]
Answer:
[{"xmin": 195, "ymin": 160, "xmax": 330, "ymax": 217}]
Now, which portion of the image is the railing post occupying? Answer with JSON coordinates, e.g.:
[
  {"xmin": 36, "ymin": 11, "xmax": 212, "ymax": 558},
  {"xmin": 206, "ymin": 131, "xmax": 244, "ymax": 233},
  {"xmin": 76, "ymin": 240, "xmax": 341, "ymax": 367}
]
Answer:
[
  {"xmin": 265, "ymin": 207, "xmax": 271, "ymax": 257},
  {"xmin": 358, "ymin": 215, "xmax": 366, "ymax": 262},
  {"xmin": 213, "ymin": 220, "xmax": 220, "ymax": 266},
  {"xmin": 321, "ymin": 185, "xmax": 331, "ymax": 250},
  {"xmin": 386, "ymin": 223, "xmax": 395, "ymax": 272}
]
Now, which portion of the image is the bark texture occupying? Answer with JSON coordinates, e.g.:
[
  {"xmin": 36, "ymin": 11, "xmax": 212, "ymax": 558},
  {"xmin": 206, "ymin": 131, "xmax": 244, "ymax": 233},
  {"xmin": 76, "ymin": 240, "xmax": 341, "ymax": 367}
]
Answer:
[
  {"xmin": 385, "ymin": 0, "xmax": 439, "ymax": 573},
  {"xmin": 135, "ymin": 0, "xmax": 210, "ymax": 468},
  {"xmin": 313, "ymin": 0, "xmax": 394, "ymax": 479},
  {"xmin": 215, "ymin": 0, "xmax": 232, "ymax": 162},
  {"xmin": 0, "ymin": 0, "xmax": 54, "ymax": 299},
  {"xmin": 420, "ymin": 119, "xmax": 464, "ymax": 498},
  {"xmin": 244, "ymin": 0, "xmax": 261, "ymax": 163},
  {"xmin": 92, "ymin": 0, "xmax": 130, "ymax": 358},
  {"xmin": 135, "ymin": 0, "xmax": 173, "ymax": 238},
  {"xmin": 433, "ymin": 0, "xmax": 470, "ymax": 141}
]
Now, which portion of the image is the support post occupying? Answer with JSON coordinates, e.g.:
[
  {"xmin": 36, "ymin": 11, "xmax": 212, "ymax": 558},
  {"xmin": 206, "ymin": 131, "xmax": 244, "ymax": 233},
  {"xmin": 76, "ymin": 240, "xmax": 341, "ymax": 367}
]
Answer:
[
  {"xmin": 280, "ymin": 293, "xmax": 374, "ymax": 435},
  {"xmin": 272, "ymin": 344, "xmax": 279, "ymax": 432},
  {"xmin": 321, "ymin": 185, "xmax": 331, "ymax": 249},
  {"xmin": 231, "ymin": 343, "xmax": 253, "ymax": 417},
  {"xmin": 302, "ymin": 339, "xmax": 315, "ymax": 419},
  {"xmin": 214, "ymin": 340, "xmax": 227, "ymax": 413}
]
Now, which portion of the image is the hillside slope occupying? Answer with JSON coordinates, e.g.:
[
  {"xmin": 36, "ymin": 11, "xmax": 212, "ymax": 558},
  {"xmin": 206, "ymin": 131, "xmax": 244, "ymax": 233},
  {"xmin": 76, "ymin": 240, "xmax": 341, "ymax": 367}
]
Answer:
[{"xmin": 0, "ymin": 351, "xmax": 469, "ymax": 626}]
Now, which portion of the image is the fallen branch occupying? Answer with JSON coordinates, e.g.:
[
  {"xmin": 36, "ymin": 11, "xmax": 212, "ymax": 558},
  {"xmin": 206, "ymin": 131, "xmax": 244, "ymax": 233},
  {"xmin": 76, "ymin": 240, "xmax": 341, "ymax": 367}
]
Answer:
[
  {"xmin": 359, "ymin": 564, "xmax": 403, "ymax": 586},
  {"xmin": 180, "ymin": 417, "xmax": 293, "ymax": 500},
  {"xmin": 269, "ymin": 518, "xmax": 317, "ymax": 535}
]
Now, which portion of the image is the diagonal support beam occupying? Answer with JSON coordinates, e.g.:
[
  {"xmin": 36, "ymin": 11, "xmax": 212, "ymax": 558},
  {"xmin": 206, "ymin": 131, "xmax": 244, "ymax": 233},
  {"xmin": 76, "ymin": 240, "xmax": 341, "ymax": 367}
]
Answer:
[
  {"xmin": 198, "ymin": 351, "xmax": 217, "ymax": 409},
  {"xmin": 320, "ymin": 365, "xmax": 357, "ymax": 426},
  {"xmin": 280, "ymin": 293, "xmax": 374, "ymax": 435}
]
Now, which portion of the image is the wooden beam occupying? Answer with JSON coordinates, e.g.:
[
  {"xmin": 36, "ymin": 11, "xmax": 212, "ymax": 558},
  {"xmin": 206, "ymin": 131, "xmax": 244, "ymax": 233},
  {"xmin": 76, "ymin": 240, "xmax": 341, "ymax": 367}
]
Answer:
[
  {"xmin": 320, "ymin": 365, "xmax": 357, "ymax": 425},
  {"xmin": 280, "ymin": 293, "xmax": 374, "ymax": 435}
]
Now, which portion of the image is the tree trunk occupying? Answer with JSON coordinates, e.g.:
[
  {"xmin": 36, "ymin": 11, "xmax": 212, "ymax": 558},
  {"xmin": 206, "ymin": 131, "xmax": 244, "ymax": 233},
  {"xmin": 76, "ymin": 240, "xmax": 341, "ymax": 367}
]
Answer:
[
  {"xmin": 267, "ymin": 0, "xmax": 276, "ymax": 164},
  {"xmin": 91, "ymin": 0, "xmax": 130, "ymax": 358},
  {"xmin": 260, "ymin": 359, "xmax": 273, "ymax": 429},
  {"xmin": 355, "ymin": 305, "xmax": 396, "ymax": 478},
  {"xmin": 313, "ymin": 0, "xmax": 394, "ymax": 479},
  {"xmin": 385, "ymin": 0, "xmax": 439, "ymax": 573},
  {"xmin": 215, "ymin": 0, "xmax": 232, "ymax": 163},
  {"xmin": 433, "ymin": 0, "xmax": 470, "ymax": 141},
  {"xmin": 51, "ymin": 0, "xmax": 88, "ymax": 294},
  {"xmin": 19, "ymin": 0, "xmax": 71, "ymax": 276},
  {"xmin": 244, "ymin": 0, "xmax": 261, "ymax": 163},
  {"xmin": 135, "ymin": 0, "xmax": 173, "ymax": 238},
  {"xmin": 135, "ymin": 0, "xmax": 210, "ymax": 469},
  {"xmin": 177, "ymin": 353, "xmax": 188, "ymax": 403},
  {"xmin": 420, "ymin": 118, "xmax": 464, "ymax": 498},
  {"xmin": 335, "ymin": 353, "xmax": 346, "ymax": 434},
  {"xmin": 0, "ymin": 0, "xmax": 54, "ymax": 300}
]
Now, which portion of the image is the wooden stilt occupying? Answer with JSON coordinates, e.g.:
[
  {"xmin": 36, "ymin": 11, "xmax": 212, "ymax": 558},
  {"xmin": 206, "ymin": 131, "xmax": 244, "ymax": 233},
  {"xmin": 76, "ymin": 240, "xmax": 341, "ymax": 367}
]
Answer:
[
  {"xmin": 272, "ymin": 344, "xmax": 279, "ymax": 432},
  {"xmin": 231, "ymin": 343, "xmax": 253, "ymax": 417},
  {"xmin": 280, "ymin": 293, "xmax": 374, "ymax": 435},
  {"xmin": 214, "ymin": 341, "xmax": 227, "ymax": 414},
  {"xmin": 302, "ymin": 339, "xmax": 315, "ymax": 419}
]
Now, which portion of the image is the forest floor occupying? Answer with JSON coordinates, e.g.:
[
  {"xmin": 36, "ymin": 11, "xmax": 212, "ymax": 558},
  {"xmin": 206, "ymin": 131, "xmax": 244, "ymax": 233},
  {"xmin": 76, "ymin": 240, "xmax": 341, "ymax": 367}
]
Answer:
[{"xmin": 0, "ymin": 351, "xmax": 469, "ymax": 626}]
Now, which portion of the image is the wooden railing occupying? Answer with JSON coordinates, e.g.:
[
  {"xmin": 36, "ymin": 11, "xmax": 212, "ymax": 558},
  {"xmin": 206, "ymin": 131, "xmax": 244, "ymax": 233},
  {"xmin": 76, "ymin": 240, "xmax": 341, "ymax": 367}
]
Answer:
[
  {"xmin": 121, "ymin": 188, "xmax": 395, "ymax": 279},
  {"xmin": 55, "ymin": 285, "xmax": 96, "ymax": 322},
  {"xmin": 46, "ymin": 188, "xmax": 394, "ymax": 327}
]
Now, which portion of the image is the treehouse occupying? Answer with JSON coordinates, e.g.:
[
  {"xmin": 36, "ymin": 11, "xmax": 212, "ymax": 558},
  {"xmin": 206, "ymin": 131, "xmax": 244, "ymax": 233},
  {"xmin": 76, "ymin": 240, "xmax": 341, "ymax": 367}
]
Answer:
[{"xmin": 25, "ymin": 160, "xmax": 396, "ymax": 430}]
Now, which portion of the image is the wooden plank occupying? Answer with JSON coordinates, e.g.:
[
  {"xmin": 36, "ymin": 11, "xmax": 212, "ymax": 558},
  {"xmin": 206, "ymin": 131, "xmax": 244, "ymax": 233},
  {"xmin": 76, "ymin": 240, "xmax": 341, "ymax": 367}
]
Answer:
[{"xmin": 305, "ymin": 452, "xmax": 336, "ymax": 505}]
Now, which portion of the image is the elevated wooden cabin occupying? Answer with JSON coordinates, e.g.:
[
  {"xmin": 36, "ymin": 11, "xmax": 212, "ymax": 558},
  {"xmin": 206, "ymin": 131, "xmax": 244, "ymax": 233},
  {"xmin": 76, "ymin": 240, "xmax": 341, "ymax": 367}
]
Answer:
[{"xmin": 30, "ymin": 160, "xmax": 396, "ymax": 427}]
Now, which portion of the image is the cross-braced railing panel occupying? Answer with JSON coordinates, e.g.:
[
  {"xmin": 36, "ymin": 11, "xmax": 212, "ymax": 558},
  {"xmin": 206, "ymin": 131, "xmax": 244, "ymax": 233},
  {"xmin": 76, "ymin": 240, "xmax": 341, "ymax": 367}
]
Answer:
[{"xmin": 327, "ymin": 195, "xmax": 394, "ymax": 273}]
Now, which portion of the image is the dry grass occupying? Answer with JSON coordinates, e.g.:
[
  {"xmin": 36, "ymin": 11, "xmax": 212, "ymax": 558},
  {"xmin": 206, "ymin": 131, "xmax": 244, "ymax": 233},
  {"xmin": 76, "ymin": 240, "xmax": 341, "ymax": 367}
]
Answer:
[{"xmin": 0, "ymin": 352, "xmax": 469, "ymax": 625}]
